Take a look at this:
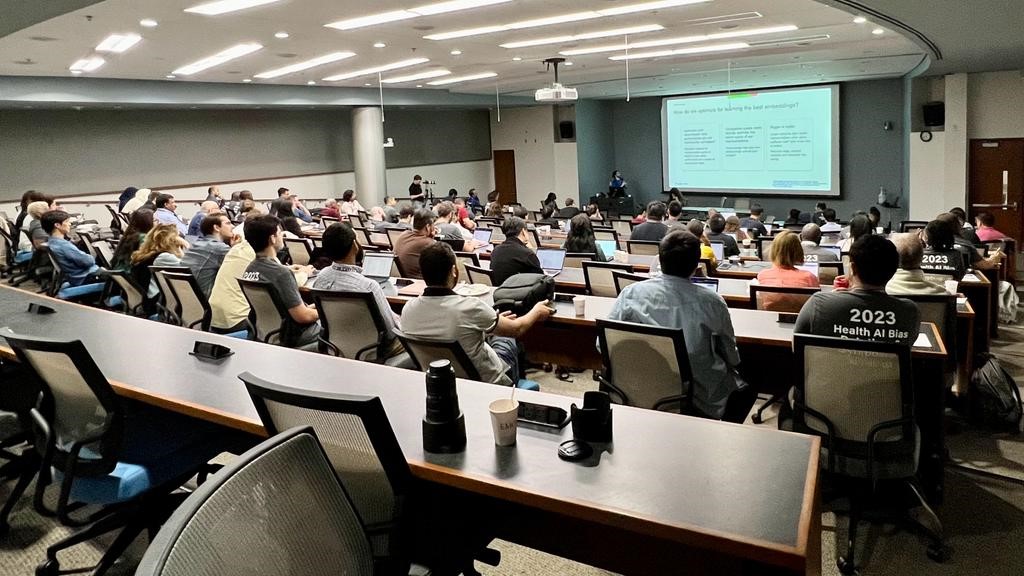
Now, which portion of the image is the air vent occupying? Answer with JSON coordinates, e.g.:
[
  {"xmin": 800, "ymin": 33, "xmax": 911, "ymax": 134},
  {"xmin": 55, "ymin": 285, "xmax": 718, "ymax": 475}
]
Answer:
[
  {"xmin": 748, "ymin": 34, "xmax": 831, "ymax": 47},
  {"xmin": 413, "ymin": 25, "xmax": 434, "ymax": 31},
  {"xmin": 29, "ymin": 36, "xmax": 59, "ymax": 42},
  {"xmin": 686, "ymin": 12, "xmax": 762, "ymax": 26},
  {"xmin": 277, "ymin": 53, "xmax": 298, "ymax": 58},
  {"xmin": 13, "ymin": 58, "xmax": 36, "ymax": 65}
]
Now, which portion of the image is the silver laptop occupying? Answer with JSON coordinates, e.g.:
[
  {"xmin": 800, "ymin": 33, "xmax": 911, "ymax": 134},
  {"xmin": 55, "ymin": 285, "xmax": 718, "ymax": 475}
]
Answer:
[
  {"xmin": 596, "ymin": 240, "xmax": 617, "ymax": 261},
  {"xmin": 537, "ymin": 248, "xmax": 566, "ymax": 277},
  {"xmin": 710, "ymin": 241, "xmax": 725, "ymax": 261},
  {"xmin": 692, "ymin": 277, "xmax": 719, "ymax": 293},
  {"xmin": 361, "ymin": 252, "xmax": 394, "ymax": 282},
  {"xmin": 473, "ymin": 227, "xmax": 493, "ymax": 248}
]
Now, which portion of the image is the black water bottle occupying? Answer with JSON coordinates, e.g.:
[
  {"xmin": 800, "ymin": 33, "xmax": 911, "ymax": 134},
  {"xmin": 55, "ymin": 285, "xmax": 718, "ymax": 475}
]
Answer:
[{"xmin": 422, "ymin": 360, "xmax": 466, "ymax": 453}]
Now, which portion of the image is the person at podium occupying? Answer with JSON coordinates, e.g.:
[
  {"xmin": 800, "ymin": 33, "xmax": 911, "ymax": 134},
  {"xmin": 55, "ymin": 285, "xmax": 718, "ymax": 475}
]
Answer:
[{"xmin": 609, "ymin": 170, "xmax": 627, "ymax": 197}]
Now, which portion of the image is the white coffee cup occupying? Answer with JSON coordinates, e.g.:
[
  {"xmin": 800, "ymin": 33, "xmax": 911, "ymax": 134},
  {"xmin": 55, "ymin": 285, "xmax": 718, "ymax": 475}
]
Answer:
[
  {"xmin": 489, "ymin": 398, "xmax": 519, "ymax": 446},
  {"xmin": 573, "ymin": 296, "xmax": 586, "ymax": 317}
]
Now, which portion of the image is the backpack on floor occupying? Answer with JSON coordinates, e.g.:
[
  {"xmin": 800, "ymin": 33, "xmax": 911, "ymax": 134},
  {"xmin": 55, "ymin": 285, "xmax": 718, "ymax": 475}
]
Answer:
[{"xmin": 970, "ymin": 353, "xmax": 1023, "ymax": 433}]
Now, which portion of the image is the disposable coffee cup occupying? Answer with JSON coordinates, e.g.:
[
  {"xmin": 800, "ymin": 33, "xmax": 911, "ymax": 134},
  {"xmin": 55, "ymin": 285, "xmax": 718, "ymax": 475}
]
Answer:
[
  {"xmin": 489, "ymin": 398, "xmax": 519, "ymax": 446},
  {"xmin": 729, "ymin": 255, "xmax": 741, "ymax": 267},
  {"xmin": 944, "ymin": 280, "xmax": 959, "ymax": 295},
  {"xmin": 742, "ymin": 238, "xmax": 751, "ymax": 247},
  {"xmin": 573, "ymin": 296, "xmax": 586, "ymax": 317}
]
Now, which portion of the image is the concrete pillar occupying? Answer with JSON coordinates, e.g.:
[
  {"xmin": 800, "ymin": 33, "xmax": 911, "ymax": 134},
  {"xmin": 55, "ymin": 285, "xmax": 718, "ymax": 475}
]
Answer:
[
  {"xmin": 944, "ymin": 73, "xmax": 969, "ymax": 207},
  {"xmin": 352, "ymin": 106, "xmax": 387, "ymax": 206}
]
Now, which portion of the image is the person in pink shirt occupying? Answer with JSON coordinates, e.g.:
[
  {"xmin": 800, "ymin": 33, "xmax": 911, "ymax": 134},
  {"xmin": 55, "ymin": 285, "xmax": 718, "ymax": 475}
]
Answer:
[
  {"xmin": 975, "ymin": 211, "xmax": 1009, "ymax": 242},
  {"xmin": 756, "ymin": 231, "xmax": 820, "ymax": 311}
]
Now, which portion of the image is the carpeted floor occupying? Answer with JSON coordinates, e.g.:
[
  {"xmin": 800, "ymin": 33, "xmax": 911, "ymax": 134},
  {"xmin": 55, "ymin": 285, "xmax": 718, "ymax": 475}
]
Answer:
[{"xmin": 2, "ymin": 287, "xmax": 1024, "ymax": 575}]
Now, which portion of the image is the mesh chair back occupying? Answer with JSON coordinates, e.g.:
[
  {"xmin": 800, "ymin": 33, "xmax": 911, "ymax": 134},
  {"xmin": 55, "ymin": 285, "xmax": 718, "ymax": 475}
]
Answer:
[
  {"xmin": 136, "ymin": 427, "xmax": 373, "ymax": 576},
  {"xmin": 903, "ymin": 294, "xmax": 957, "ymax": 354},
  {"xmin": 108, "ymin": 272, "xmax": 147, "ymax": 315},
  {"xmin": 757, "ymin": 238, "xmax": 775, "ymax": 260},
  {"xmin": 164, "ymin": 272, "xmax": 212, "ymax": 331},
  {"xmin": 105, "ymin": 205, "xmax": 124, "ymax": 234},
  {"xmin": 151, "ymin": 266, "xmax": 191, "ymax": 324},
  {"xmin": 593, "ymin": 229, "xmax": 619, "ymax": 249},
  {"xmin": 816, "ymin": 262, "xmax": 844, "ymax": 285},
  {"xmin": 366, "ymin": 229, "xmax": 391, "ymax": 249},
  {"xmin": 238, "ymin": 279, "xmax": 287, "ymax": 344},
  {"xmin": 582, "ymin": 261, "xmax": 634, "ymax": 297},
  {"xmin": 312, "ymin": 290, "xmax": 384, "ymax": 360},
  {"xmin": 900, "ymin": 221, "xmax": 929, "ymax": 233},
  {"xmin": 611, "ymin": 220, "xmax": 631, "ymax": 237},
  {"xmin": 564, "ymin": 253, "xmax": 596, "ymax": 269},
  {"xmin": 94, "ymin": 241, "xmax": 116, "ymax": 269},
  {"xmin": 596, "ymin": 319, "xmax": 692, "ymax": 412},
  {"xmin": 454, "ymin": 252, "xmax": 480, "ymax": 285},
  {"xmin": 750, "ymin": 284, "xmax": 819, "ymax": 313},
  {"xmin": 394, "ymin": 333, "xmax": 483, "ymax": 380},
  {"xmin": 524, "ymin": 229, "xmax": 541, "ymax": 250},
  {"xmin": 626, "ymin": 240, "xmax": 659, "ymax": 255},
  {"xmin": 385, "ymin": 229, "xmax": 405, "ymax": 251},
  {"xmin": 321, "ymin": 216, "xmax": 341, "ymax": 226},
  {"xmin": 284, "ymin": 238, "xmax": 313, "ymax": 266},
  {"xmin": 612, "ymin": 270, "xmax": 648, "ymax": 295},
  {"xmin": 464, "ymin": 264, "xmax": 493, "ymax": 286},
  {"xmin": 242, "ymin": 376, "xmax": 412, "ymax": 565}
]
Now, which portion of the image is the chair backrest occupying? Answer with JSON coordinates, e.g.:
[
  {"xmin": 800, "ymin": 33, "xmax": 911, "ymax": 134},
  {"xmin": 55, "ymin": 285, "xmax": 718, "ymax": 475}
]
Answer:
[
  {"xmin": 593, "ymin": 228, "xmax": 620, "ymax": 249},
  {"xmin": 385, "ymin": 228, "xmax": 405, "ymax": 251},
  {"xmin": 583, "ymin": 261, "xmax": 634, "ymax": 297},
  {"xmin": 464, "ymin": 263, "xmax": 493, "ymax": 286},
  {"xmin": 94, "ymin": 241, "xmax": 116, "ymax": 269},
  {"xmin": 393, "ymin": 332, "xmax": 483, "ymax": 380},
  {"xmin": 626, "ymin": 240, "xmax": 660, "ymax": 255},
  {"xmin": 612, "ymin": 270, "xmax": 648, "ymax": 295},
  {"xmin": 241, "ymin": 375, "xmax": 412, "ymax": 570},
  {"xmin": 564, "ymin": 252, "xmax": 596, "ymax": 269},
  {"xmin": 899, "ymin": 220, "xmax": 929, "ymax": 233},
  {"xmin": 237, "ymin": 278, "xmax": 289, "ymax": 344},
  {"xmin": 43, "ymin": 248, "xmax": 65, "ymax": 297},
  {"xmin": 312, "ymin": 290, "xmax": 386, "ymax": 360},
  {"xmin": 611, "ymin": 219, "xmax": 632, "ymax": 237},
  {"xmin": 321, "ymin": 216, "xmax": 341, "ymax": 226},
  {"xmin": 793, "ymin": 334, "xmax": 915, "ymax": 475},
  {"xmin": 366, "ymin": 229, "xmax": 391, "ymax": 249},
  {"xmin": 901, "ymin": 294, "xmax": 957, "ymax": 355},
  {"xmin": 107, "ymin": 270, "xmax": 148, "ymax": 315},
  {"xmin": 524, "ymin": 228, "xmax": 541, "ymax": 250},
  {"xmin": 136, "ymin": 427, "xmax": 373, "ymax": 576},
  {"xmin": 164, "ymin": 271, "xmax": 213, "ymax": 331},
  {"xmin": 105, "ymin": 205, "xmax": 124, "ymax": 233},
  {"xmin": 283, "ymin": 238, "xmax": 313, "ymax": 266},
  {"xmin": 815, "ymin": 261, "xmax": 844, "ymax": 285},
  {"xmin": 596, "ymin": 319, "xmax": 693, "ymax": 413},
  {"xmin": 757, "ymin": 237, "xmax": 775, "ymax": 260},
  {"xmin": 749, "ymin": 284, "xmax": 820, "ymax": 313},
  {"xmin": 454, "ymin": 251, "xmax": 480, "ymax": 284},
  {"xmin": 150, "ymin": 266, "xmax": 191, "ymax": 324},
  {"xmin": 733, "ymin": 198, "xmax": 751, "ymax": 211}
]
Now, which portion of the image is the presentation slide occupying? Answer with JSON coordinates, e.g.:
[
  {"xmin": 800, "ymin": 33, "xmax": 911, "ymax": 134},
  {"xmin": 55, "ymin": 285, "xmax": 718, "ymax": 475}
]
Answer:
[{"xmin": 662, "ymin": 85, "xmax": 840, "ymax": 196}]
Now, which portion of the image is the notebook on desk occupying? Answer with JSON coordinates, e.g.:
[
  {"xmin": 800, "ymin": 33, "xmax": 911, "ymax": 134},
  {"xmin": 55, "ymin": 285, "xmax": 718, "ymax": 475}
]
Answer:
[{"xmin": 537, "ymin": 248, "xmax": 566, "ymax": 278}]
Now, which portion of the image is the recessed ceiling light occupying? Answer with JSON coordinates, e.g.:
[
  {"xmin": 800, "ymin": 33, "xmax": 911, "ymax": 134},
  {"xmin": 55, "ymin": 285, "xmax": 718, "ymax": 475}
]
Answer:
[
  {"xmin": 872, "ymin": 27, "xmax": 884, "ymax": 35},
  {"xmin": 173, "ymin": 42, "xmax": 262, "ymax": 75},
  {"xmin": 242, "ymin": 78, "xmax": 252, "ymax": 82},
  {"xmin": 326, "ymin": 0, "xmax": 512, "ymax": 30},
  {"xmin": 184, "ymin": 0, "xmax": 283, "ymax": 16},
  {"xmin": 381, "ymin": 69, "xmax": 451, "ymax": 83},
  {"xmin": 323, "ymin": 57, "xmax": 430, "ymax": 81},
  {"xmin": 254, "ymin": 51, "xmax": 356, "ymax": 79},
  {"xmin": 598, "ymin": 0, "xmax": 710, "ymax": 17},
  {"xmin": 96, "ymin": 33, "xmax": 142, "ymax": 53},
  {"xmin": 69, "ymin": 57, "xmax": 105, "ymax": 72},
  {"xmin": 564, "ymin": 61, "xmax": 573, "ymax": 66},
  {"xmin": 608, "ymin": 41, "xmax": 748, "ymax": 61},
  {"xmin": 70, "ymin": 70, "xmax": 83, "ymax": 75},
  {"xmin": 274, "ymin": 31, "xmax": 289, "ymax": 39},
  {"xmin": 499, "ymin": 24, "xmax": 663, "ymax": 49},
  {"xmin": 416, "ymin": 84, "xmax": 423, "ymax": 87},
  {"xmin": 374, "ymin": 42, "xmax": 387, "ymax": 48},
  {"xmin": 166, "ymin": 74, "xmax": 177, "ymax": 78},
  {"xmin": 512, "ymin": 56, "xmax": 522, "ymax": 61},
  {"xmin": 364, "ymin": 82, "xmax": 373, "ymax": 86},
  {"xmin": 307, "ymin": 80, "xmax": 316, "ymax": 85},
  {"xmin": 853, "ymin": 16, "xmax": 867, "ymax": 24},
  {"xmin": 427, "ymin": 71, "xmax": 497, "ymax": 85},
  {"xmin": 450, "ymin": 49, "xmax": 462, "ymax": 55},
  {"xmin": 139, "ymin": 19, "xmax": 159, "ymax": 28},
  {"xmin": 560, "ymin": 24, "xmax": 796, "ymax": 55}
]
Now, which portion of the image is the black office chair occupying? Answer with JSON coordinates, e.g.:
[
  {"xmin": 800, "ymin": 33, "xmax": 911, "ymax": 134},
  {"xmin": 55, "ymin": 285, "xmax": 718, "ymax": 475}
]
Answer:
[
  {"xmin": 611, "ymin": 270, "xmax": 648, "ymax": 295},
  {"xmin": 789, "ymin": 334, "xmax": 947, "ymax": 574},
  {"xmin": 0, "ymin": 360, "xmax": 40, "ymax": 536},
  {"xmin": 283, "ymin": 237, "xmax": 315, "ymax": 266},
  {"xmin": 899, "ymin": 220, "xmax": 929, "ymax": 233},
  {"xmin": 816, "ymin": 261, "xmax": 844, "ymax": 286},
  {"xmin": 103, "ymin": 269, "xmax": 151, "ymax": 317},
  {"xmin": 5, "ymin": 334, "xmax": 222, "ymax": 576},
  {"xmin": 395, "ymin": 331, "xmax": 538, "ymax": 391},
  {"xmin": 563, "ymin": 252, "xmax": 597, "ymax": 269},
  {"xmin": 136, "ymin": 427, "xmax": 376, "ymax": 576},
  {"xmin": 626, "ymin": 240, "xmax": 659, "ymax": 256},
  {"xmin": 596, "ymin": 319, "xmax": 693, "ymax": 414},
  {"xmin": 311, "ymin": 290, "xmax": 412, "ymax": 368},
  {"xmin": 237, "ymin": 278, "xmax": 294, "ymax": 345},
  {"xmin": 150, "ymin": 265, "xmax": 192, "ymax": 325},
  {"xmin": 453, "ymin": 252, "xmax": 480, "ymax": 284},
  {"xmin": 749, "ymin": 284, "xmax": 820, "ymax": 314},
  {"xmin": 464, "ymin": 264, "xmax": 493, "ymax": 286},
  {"xmin": 582, "ymin": 261, "xmax": 634, "ymax": 297},
  {"xmin": 163, "ymin": 271, "xmax": 214, "ymax": 331}
]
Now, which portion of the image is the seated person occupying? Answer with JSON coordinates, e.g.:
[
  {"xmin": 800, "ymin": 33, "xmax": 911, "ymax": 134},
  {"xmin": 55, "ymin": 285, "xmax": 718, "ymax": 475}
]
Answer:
[
  {"xmin": 382, "ymin": 196, "xmax": 400, "ymax": 223},
  {"xmin": 838, "ymin": 214, "xmax": 873, "ymax": 252},
  {"xmin": 181, "ymin": 213, "xmax": 238, "ymax": 297},
  {"xmin": 153, "ymin": 193, "xmax": 189, "ymax": 236},
  {"xmin": 886, "ymin": 232, "xmax": 948, "ymax": 296},
  {"xmin": 557, "ymin": 198, "xmax": 581, "ymax": 219},
  {"xmin": 339, "ymin": 189, "xmax": 365, "ymax": 217},
  {"xmin": 975, "ymin": 211, "xmax": 1009, "ymax": 242},
  {"xmin": 536, "ymin": 204, "xmax": 560, "ymax": 228},
  {"xmin": 131, "ymin": 223, "xmax": 187, "ymax": 299},
  {"xmin": 922, "ymin": 218, "xmax": 967, "ymax": 280},
  {"xmin": 453, "ymin": 198, "xmax": 476, "ymax": 231},
  {"xmin": 756, "ymin": 231, "xmax": 820, "ymax": 287},
  {"xmin": 112, "ymin": 209, "xmax": 155, "ymax": 271},
  {"xmin": 23, "ymin": 199, "xmax": 54, "ymax": 253},
  {"xmin": 562, "ymin": 213, "xmax": 607, "ymax": 261},
  {"xmin": 686, "ymin": 219, "xmax": 717, "ymax": 266},
  {"xmin": 739, "ymin": 204, "xmax": 769, "ymax": 237},
  {"xmin": 40, "ymin": 210, "xmax": 102, "ymax": 286},
  {"xmin": 666, "ymin": 201, "xmax": 686, "ymax": 230},
  {"xmin": 312, "ymin": 223, "xmax": 405, "ymax": 359},
  {"xmin": 319, "ymin": 198, "xmax": 341, "ymax": 219},
  {"xmin": 939, "ymin": 212, "xmax": 1003, "ymax": 271},
  {"xmin": 949, "ymin": 207, "xmax": 981, "ymax": 245},
  {"xmin": 401, "ymin": 242, "xmax": 553, "ymax": 385},
  {"xmin": 187, "ymin": 200, "xmax": 220, "ymax": 237},
  {"xmin": 378, "ymin": 205, "xmax": 415, "ymax": 231},
  {"xmin": 705, "ymin": 213, "xmax": 740, "ymax": 257},
  {"xmin": 795, "ymin": 235, "xmax": 919, "ymax": 345},
  {"xmin": 819, "ymin": 208, "xmax": 842, "ymax": 233},
  {"xmin": 434, "ymin": 201, "xmax": 473, "ymax": 244},
  {"xmin": 242, "ymin": 215, "xmax": 320, "ymax": 347},
  {"xmin": 393, "ymin": 209, "xmax": 439, "ymax": 279},
  {"xmin": 586, "ymin": 201, "xmax": 604, "ymax": 222},
  {"xmin": 607, "ymin": 230, "xmax": 750, "ymax": 422},
  {"xmin": 209, "ymin": 220, "xmax": 259, "ymax": 334},
  {"xmin": 490, "ymin": 216, "xmax": 543, "ymax": 285},
  {"xmin": 630, "ymin": 201, "xmax": 670, "ymax": 242},
  {"xmin": 783, "ymin": 208, "xmax": 802, "ymax": 227},
  {"xmin": 723, "ymin": 215, "xmax": 749, "ymax": 242},
  {"xmin": 799, "ymin": 223, "xmax": 840, "ymax": 262}
]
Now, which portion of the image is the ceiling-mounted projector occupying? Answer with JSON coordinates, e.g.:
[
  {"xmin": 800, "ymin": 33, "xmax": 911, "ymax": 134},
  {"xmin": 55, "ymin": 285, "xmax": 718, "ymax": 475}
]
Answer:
[{"xmin": 535, "ymin": 57, "xmax": 578, "ymax": 102}]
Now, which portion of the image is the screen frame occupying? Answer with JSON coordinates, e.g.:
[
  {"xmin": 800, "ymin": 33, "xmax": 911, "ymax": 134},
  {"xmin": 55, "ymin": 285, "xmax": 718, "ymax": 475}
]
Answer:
[{"xmin": 661, "ymin": 83, "xmax": 841, "ymax": 197}]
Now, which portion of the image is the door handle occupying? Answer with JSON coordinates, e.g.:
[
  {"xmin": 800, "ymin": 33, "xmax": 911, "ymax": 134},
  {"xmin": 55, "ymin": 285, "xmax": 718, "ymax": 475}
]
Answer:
[
  {"xmin": 971, "ymin": 203, "xmax": 1019, "ymax": 210},
  {"xmin": 1003, "ymin": 171, "xmax": 1009, "ymax": 207}
]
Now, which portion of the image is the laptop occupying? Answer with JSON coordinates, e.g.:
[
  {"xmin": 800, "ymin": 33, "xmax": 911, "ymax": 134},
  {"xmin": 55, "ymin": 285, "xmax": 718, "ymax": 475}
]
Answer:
[
  {"xmin": 596, "ymin": 240, "xmax": 617, "ymax": 261},
  {"xmin": 473, "ymin": 228, "xmax": 493, "ymax": 248},
  {"xmin": 361, "ymin": 252, "xmax": 395, "ymax": 282},
  {"xmin": 710, "ymin": 241, "xmax": 725, "ymax": 262},
  {"xmin": 692, "ymin": 277, "xmax": 719, "ymax": 293},
  {"xmin": 537, "ymin": 248, "xmax": 566, "ymax": 277},
  {"xmin": 795, "ymin": 262, "xmax": 820, "ymax": 278}
]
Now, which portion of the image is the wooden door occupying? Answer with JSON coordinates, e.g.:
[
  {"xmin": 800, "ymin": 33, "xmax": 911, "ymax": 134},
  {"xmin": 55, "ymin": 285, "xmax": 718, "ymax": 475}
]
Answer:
[
  {"xmin": 493, "ymin": 149, "xmax": 518, "ymax": 205},
  {"xmin": 969, "ymin": 139, "xmax": 1024, "ymax": 242}
]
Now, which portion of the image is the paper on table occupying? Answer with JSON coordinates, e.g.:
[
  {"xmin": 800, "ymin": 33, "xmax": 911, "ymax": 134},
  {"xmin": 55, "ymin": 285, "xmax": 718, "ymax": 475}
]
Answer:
[
  {"xmin": 962, "ymin": 273, "xmax": 980, "ymax": 283},
  {"xmin": 913, "ymin": 332, "xmax": 930, "ymax": 348}
]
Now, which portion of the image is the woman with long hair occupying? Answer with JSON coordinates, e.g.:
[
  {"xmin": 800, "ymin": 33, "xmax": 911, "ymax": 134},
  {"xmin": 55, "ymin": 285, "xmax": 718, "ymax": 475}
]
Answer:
[
  {"xmin": 563, "ymin": 213, "xmax": 607, "ymax": 261},
  {"xmin": 112, "ymin": 209, "xmax": 155, "ymax": 270},
  {"xmin": 131, "ymin": 223, "xmax": 187, "ymax": 299}
]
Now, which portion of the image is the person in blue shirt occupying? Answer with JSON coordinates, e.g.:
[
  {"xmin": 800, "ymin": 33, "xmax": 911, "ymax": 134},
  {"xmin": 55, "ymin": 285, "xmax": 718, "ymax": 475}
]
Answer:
[
  {"xmin": 609, "ymin": 170, "xmax": 626, "ymax": 197},
  {"xmin": 41, "ymin": 210, "xmax": 102, "ymax": 286},
  {"xmin": 153, "ymin": 194, "xmax": 189, "ymax": 236},
  {"xmin": 187, "ymin": 200, "xmax": 221, "ymax": 237}
]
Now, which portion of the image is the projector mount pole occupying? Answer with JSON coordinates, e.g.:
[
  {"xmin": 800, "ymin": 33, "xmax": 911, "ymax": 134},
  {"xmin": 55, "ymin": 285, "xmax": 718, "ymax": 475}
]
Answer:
[{"xmin": 543, "ymin": 57, "xmax": 565, "ymax": 85}]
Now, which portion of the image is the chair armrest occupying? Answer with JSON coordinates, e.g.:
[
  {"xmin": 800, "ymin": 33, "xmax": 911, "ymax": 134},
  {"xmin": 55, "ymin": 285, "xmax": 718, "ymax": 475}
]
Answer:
[
  {"xmin": 866, "ymin": 417, "xmax": 916, "ymax": 490},
  {"xmin": 653, "ymin": 394, "xmax": 688, "ymax": 414},
  {"xmin": 597, "ymin": 375, "xmax": 629, "ymax": 406},
  {"xmin": 354, "ymin": 343, "xmax": 378, "ymax": 361},
  {"xmin": 318, "ymin": 337, "xmax": 341, "ymax": 357},
  {"xmin": 795, "ymin": 402, "xmax": 838, "ymax": 473}
]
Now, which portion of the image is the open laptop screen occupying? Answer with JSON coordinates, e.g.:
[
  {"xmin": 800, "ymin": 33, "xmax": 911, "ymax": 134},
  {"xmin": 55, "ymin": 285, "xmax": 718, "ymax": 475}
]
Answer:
[
  {"xmin": 362, "ymin": 253, "xmax": 394, "ymax": 279},
  {"xmin": 795, "ymin": 263, "xmax": 819, "ymax": 277},
  {"xmin": 692, "ymin": 277, "xmax": 719, "ymax": 293},
  {"xmin": 710, "ymin": 241, "xmax": 725, "ymax": 261},
  {"xmin": 596, "ymin": 240, "xmax": 617, "ymax": 260},
  {"xmin": 473, "ymin": 228, "xmax": 493, "ymax": 244},
  {"xmin": 537, "ymin": 248, "xmax": 566, "ymax": 271}
]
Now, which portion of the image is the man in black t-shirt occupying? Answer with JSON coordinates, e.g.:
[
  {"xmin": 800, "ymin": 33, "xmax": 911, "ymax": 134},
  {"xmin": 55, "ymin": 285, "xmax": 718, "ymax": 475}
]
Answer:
[{"xmin": 795, "ymin": 235, "xmax": 919, "ymax": 345}]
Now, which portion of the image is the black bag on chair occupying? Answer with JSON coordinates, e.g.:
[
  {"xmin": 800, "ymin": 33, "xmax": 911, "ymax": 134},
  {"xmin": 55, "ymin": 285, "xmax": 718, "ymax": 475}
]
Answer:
[{"xmin": 492, "ymin": 273, "xmax": 554, "ymax": 317}]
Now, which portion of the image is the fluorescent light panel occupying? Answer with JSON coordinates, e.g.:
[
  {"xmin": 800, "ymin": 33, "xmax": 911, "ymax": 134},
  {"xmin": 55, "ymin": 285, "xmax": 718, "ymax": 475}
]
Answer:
[
  {"xmin": 608, "ymin": 41, "xmax": 748, "ymax": 61},
  {"xmin": 381, "ymin": 69, "xmax": 451, "ymax": 83},
  {"xmin": 427, "ymin": 71, "xmax": 497, "ymax": 85},
  {"xmin": 70, "ymin": 57, "xmax": 105, "ymax": 72},
  {"xmin": 322, "ymin": 57, "xmax": 430, "ymax": 81},
  {"xmin": 327, "ymin": 0, "xmax": 511, "ymax": 30},
  {"xmin": 686, "ymin": 12, "xmax": 762, "ymax": 26},
  {"xmin": 96, "ymin": 33, "xmax": 141, "ymax": 53},
  {"xmin": 173, "ymin": 42, "xmax": 262, "ymax": 75},
  {"xmin": 499, "ymin": 24, "xmax": 663, "ymax": 49},
  {"xmin": 560, "ymin": 25, "xmax": 797, "ymax": 55},
  {"xmin": 254, "ymin": 51, "xmax": 356, "ymax": 79},
  {"xmin": 184, "ymin": 0, "xmax": 282, "ymax": 16},
  {"xmin": 426, "ymin": 0, "xmax": 710, "ymax": 40},
  {"xmin": 747, "ymin": 34, "xmax": 830, "ymax": 47}
]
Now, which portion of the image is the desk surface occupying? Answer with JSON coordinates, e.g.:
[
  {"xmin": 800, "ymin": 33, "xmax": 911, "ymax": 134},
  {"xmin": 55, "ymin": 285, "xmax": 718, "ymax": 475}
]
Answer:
[{"xmin": 0, "ymin": 285, "xmax": 820, "ymax": 572}]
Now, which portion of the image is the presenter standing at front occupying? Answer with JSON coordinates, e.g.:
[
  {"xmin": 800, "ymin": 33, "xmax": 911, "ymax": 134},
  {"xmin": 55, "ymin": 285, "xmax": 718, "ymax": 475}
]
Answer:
[
  {"xmin": 409, "ymin": 175, "xmax": 425, "ymax": 205},
  {"xmin": 609, "ymin": 170, "xmax": 627, "ymax": 197}
]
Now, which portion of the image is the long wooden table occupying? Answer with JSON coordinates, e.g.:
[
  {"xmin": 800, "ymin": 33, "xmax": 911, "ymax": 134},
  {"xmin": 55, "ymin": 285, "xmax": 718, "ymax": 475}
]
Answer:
[{"xmin": 0, "ymin": 285, "xmax": 822, "ymax": 576}]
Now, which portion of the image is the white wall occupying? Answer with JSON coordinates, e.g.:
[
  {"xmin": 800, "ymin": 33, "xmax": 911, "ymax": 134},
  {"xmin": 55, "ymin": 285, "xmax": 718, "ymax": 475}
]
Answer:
[
  {"xmin": 968, "ymin": 70, "xmax": 1024, "ymax": 139},
  {"xmin": 385, "ymin": 160, "xmax": 494, "ymax": 201},
  {"xmin": 490, "ymin": 106, "xmax": 555, "ymax": 209},
  {"xmin": 909, "ymin": 131, "xmax": 951, "ymax": 219},
  {"xmin": 553, "ymin": 142, "xmax": 580, "ymax": 201}
]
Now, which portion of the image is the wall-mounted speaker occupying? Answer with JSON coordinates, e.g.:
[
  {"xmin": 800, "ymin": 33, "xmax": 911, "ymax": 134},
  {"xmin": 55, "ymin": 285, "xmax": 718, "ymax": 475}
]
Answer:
[
  {"xmin": 922, "ymin": 101, "xmax": 944, "ymax": 127},
  {"xmin": 558, "ymin": 120, "xmax": 575, "ymax": 140}
]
